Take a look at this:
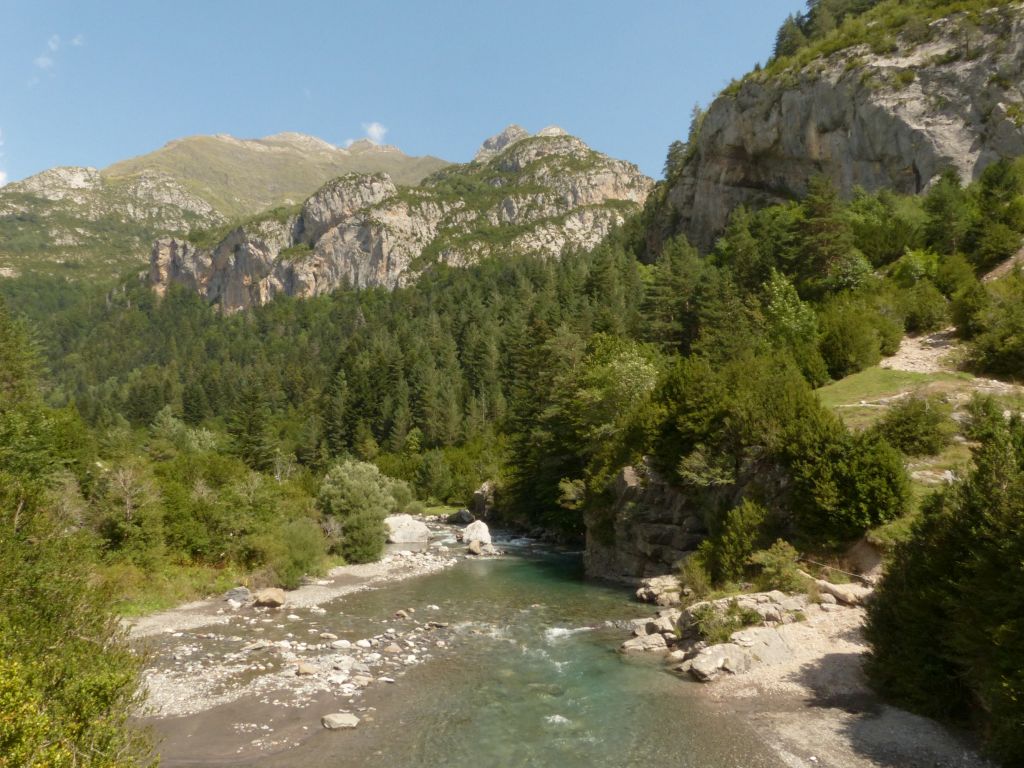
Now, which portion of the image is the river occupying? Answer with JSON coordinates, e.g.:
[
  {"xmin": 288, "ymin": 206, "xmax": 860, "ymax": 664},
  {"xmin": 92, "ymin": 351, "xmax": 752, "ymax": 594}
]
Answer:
[{"xmin": 149, "ymin": 540, "xmax": 783, "ymax": 767}]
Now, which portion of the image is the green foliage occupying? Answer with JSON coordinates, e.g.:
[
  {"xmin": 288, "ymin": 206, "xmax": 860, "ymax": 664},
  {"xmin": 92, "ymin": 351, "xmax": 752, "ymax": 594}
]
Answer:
[
  {"xmin": 818, "ymin": 295, "xmax": 883, "ymax": 379},
  {"xmin": 872, "ymin": 395, "xmax": 954, "ymax": 456},
  {"xmin": 750, "ymin": 539, "xmax": 805, "ymax": 592},
  {"xmin": 866, "ymin": 416, "xmax": 1024, "ymax": 763},
  {"xmin": 249, "ymin": 517, "xmax": 326, "ymax": 589},
  {"xmin": 317, "ymin": 459, "xmax": 405, "ymax": 563},
  {"xmin": 690, "ymin": 599, "xmax": 763, "ymax": 644},
  {"xmin": 703, "ymin": 499, "xmax": 769, "ymax": 583},
  {"xmin": 899, "ymin": 279, "xmax": 949, "ymax": 333}
]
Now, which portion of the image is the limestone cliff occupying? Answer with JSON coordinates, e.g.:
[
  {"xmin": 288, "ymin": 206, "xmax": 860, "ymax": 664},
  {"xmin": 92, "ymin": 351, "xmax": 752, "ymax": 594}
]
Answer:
[
  {"xmin": 0, "ymin": 132, "xmax": 448, "ymax": 280},
  {"xmin": 584, "ymin": 462, "xmax": 707, "ymax": 583},
  {"xmin": 651, "ymin": 3, "xmax": 1024, "ymax": 252},
  {"xmin": 148, "ymin": 127, "xmax": 653, "ymax": 311}
]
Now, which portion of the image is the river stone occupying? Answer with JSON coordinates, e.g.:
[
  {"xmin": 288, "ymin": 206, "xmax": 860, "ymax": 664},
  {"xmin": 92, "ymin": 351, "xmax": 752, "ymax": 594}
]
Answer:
[
  {"xmin": 467, "ymin": 539, "xmax": 484, "ymax": 556},
  {"xmin": 224, "ymin": 586, "xmax": 252, "ymax": 603},
  {"xmin": 463, "ymin": 520, "xmax": 491, "ymax": 545},
  {"xmin": 385, "ymin": 514, "xmax": 431, "ymax": 543},
  {"xmin": 688, "ymin": 643, "xmax": 749, "ymax": 682},
  {"xmin": 253, "ymin": 588, "xmax": 286, "ymax": 608},
  {"xmin": 331, "ymin": 639, "xmax": 352, "ymax": 649},
  {"xmin": 635, "ymin": 575, "xmax": 682, "ymax": 606},
  {"xmin": 296, "ymin": 662, "xmax": 317, "ymax": 676},
  {"xmin": 321, "ymin": 712, "xmax": 360, "ymax": 730},
  {"xmin": 620, "ymin": 633, "xmax": 668, "ymax": 653},
  {"xmin": 447, "ymin": 508, "xmax": 475, "ymax": 525}
]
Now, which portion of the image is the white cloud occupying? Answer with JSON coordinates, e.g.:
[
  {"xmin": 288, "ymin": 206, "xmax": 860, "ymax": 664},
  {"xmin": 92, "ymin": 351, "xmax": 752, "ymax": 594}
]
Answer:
[
  {"xmin": 363, "ymin": 121, "xmax": 387, "ymax": 144},
  {"xmin": 34, "ymin": 55, "xmax": 54, "ymax": 70},
  {"xmin": 71, "ymin": 33, "xmax": 85, "ymax": 47},
  {"xmin": 0, "ymin": 171, "xmax": 7, "ymax": 187},
  {"xmin": 47, "ymin": 34, "xmax": 60, "ymax": 52},
  {"xmin": 345, "ymin": 121, "xmax": 389, "ymax": 147}
]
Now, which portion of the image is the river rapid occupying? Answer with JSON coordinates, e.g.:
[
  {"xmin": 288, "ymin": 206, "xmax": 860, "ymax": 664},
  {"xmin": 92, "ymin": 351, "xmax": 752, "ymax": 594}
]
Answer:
[{"xmin": 148, "ymin": 540, "xmax": 784, "ymax": 768}]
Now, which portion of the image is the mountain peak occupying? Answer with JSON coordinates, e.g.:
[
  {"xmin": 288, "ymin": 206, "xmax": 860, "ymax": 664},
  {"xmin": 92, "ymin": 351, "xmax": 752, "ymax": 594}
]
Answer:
[{"xmin": 474, "ymin": 124, "xmax": 531, "ymax": 162}]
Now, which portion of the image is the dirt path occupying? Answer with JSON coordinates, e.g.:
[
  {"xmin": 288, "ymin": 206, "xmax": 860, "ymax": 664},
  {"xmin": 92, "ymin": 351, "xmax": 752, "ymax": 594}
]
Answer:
[{"xmin": 879, "ymin": 328, "xmax": 960, "ymax": 373}]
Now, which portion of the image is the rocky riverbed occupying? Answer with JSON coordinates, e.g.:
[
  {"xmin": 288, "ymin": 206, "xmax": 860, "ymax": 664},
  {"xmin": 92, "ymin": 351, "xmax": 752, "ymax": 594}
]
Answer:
[{"xmin": 619, "ymin": 576, "xmax": 992, "ymax": 768}]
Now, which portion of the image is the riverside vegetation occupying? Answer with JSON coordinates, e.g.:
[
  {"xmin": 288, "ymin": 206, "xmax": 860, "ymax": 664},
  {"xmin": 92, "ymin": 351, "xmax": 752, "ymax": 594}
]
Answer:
[{"xmin": 4, "ymin": 1, "xmax": 1024, "ymax": 765}]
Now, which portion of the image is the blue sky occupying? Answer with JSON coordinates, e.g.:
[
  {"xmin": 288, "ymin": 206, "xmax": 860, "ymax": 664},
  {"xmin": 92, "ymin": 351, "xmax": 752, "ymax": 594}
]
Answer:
[{"xmin": 0, "ymin": 1, "xmax": 803, "ymax": 184}]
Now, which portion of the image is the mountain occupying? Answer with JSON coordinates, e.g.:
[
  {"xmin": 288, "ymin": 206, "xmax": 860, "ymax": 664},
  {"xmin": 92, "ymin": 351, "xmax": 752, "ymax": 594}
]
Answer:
[
  {"xmin": 0, "ymin": 132, "xmax": 449, "ymax": 280},
  {"xmin": 648, "ymin": 1, "xmax": 1024, "ymax": 253},
  {"xmin": 148, "ymin": 125, "xmax": 653, "ymax": 311}
]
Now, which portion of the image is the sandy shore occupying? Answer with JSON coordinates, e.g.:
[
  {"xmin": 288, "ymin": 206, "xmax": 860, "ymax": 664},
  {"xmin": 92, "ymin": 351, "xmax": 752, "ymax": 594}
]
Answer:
[{"xmin": 700, "ymin": 605, "xmax": 992, "ymax": 768}]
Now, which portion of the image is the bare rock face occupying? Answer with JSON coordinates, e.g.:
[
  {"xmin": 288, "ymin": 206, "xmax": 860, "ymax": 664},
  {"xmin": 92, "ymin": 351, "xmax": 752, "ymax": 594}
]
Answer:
[
  {"xmin": 653, "ymin": 5, "xmax": 1024, "ymax": 252},
  {"xmin": 474, "ymin": 124, "xmax": 531, "ymax": 162},
  {"xmin": 148, "ymin": 128, "xmax": 653, "ymax": 311},
  {"xmin": 584, "ymin": 461, "xmax": 707, "ymax": 582}
]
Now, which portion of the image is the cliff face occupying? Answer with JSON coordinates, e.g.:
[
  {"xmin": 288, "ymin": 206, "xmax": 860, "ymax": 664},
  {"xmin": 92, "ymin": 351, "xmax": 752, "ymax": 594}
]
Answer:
[
  {"xmin": 149, "ymin": 126, "xmax": 653, "ymax": 311},
  {"xmin": 652, "ymin": 4, "xmax": 1024, "ymax": 252},
  {"xmin": 584, "ymin": 463, "xmax": 707, "ymax": 583},
  {"xmin": 0, "ymin": 132, "xmax": 448, "ymax": 280}
]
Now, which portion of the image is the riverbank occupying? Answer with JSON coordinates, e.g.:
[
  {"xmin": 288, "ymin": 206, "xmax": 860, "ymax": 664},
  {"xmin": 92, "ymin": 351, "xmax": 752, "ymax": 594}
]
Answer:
[{"xmin": 688, "ymin": 603, "xmax": 991, "ymax": 767}]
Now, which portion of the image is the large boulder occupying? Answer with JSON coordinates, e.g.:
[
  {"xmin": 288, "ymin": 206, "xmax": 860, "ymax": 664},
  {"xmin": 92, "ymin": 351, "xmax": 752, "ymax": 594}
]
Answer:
[
  {"xmin": 635, "ymin": 575, "xmax": 683, "ymax": 606},
  {"xmin": 253, "ymin": 587, "xmax": 286, "ymax": 608},
  {"xmin": 463, "ymin": 520, "xmax": 491, "ymax": 545},
  {"xmin": 620, "ymin": 633, "xmax": 669, "ymax": 653},
  {"xmin": 384, "ymin": 514, "xmax": 430, "ymax": 543},
  {"xmin": 687, "ymin": 643, "xmax": 749, "ymax": 682},
  {"xmin": 447, "ymin": 508, "xmax": 475, "ymax": 525}
]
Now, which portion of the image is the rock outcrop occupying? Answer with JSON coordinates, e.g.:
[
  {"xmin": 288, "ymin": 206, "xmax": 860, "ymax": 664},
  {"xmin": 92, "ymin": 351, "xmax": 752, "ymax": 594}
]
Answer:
[
  {"xmin": 147, "ymin": 127, "xmax": 653, "ymax": 311},
  {"xmin": 652, "ymin": 4, "xmax": 1024, "ymax": 252},
  {"xmin": 384, "ymin": 514, "xmax": 431, "ymax": 544},
  {"xmin": 584, "ymin": 461, "xmax": 707, "ymax": 582},
  {"xmin": 0, "ymin": 131, "xmax": 447, "ymax": 279}
]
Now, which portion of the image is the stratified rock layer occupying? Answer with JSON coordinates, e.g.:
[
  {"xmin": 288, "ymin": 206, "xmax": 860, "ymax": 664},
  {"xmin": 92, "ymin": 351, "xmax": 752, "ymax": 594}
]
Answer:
[
  {"xmin": 148, "ymin": 127, "xmax": 652, "ymax": 311},
  {"xmin": 652, "ymin": 5, "xmax": 1024, "ymax": 252}
]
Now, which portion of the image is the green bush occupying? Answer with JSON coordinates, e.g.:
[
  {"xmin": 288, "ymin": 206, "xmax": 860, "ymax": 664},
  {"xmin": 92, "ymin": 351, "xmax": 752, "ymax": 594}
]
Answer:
[
  {"xmin": 252, "ymin": 517, "xmax": 326, "ymax": 589},
  {"xmin": 751, "ymin": 539, "xmax": 805, "ymax": 592},
  {"xmin": 677, "ymin": 553, "xmax": 712, "ymax": 602},
  {"xmin": 900, "ymin": 280, "xmax": 948, "ymax": 333},
  {"xmin": 690, "ymin": 599, "xmax": 762, "ymax": 644},
  {"xmin": 873, "ymin": 396, "xmax": 954, "ymax": 456},
  {"xmin": 818, "ymin": 297, "xmax": 882, "ymax": 379},
  {"xmin": 705, "ymin": 499, "xmax": 768, "ymax": 583},
  {"xmin": 340, "ymin": 512, "xmax": 388, "ymax": 564}
]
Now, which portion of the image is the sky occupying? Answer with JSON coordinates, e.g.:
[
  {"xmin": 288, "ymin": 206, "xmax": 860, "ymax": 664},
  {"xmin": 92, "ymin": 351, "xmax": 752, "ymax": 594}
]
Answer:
[{"xmin": 0, "ymin": 1, "xmax": 805, "ymax": 185}]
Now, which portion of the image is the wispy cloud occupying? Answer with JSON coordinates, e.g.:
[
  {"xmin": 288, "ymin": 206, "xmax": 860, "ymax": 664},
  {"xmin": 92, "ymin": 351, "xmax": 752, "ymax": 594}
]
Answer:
[
  {"xmin": 344, "ymin": 121, "xmax": 389, "ymax": 147},
  {"xmin": 29, "ymin": 32, "xmax": 84, "ymax": 84},
  {"xmin": 363, "ymin": 121, "xmax": 388, "ymax": 144}
]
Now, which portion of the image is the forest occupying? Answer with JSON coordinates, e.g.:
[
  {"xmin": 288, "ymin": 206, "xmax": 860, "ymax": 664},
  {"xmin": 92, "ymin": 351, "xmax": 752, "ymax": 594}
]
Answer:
[{"xmin": 5, "ymin": 144, "xmax": 1024, "ymax": 762}]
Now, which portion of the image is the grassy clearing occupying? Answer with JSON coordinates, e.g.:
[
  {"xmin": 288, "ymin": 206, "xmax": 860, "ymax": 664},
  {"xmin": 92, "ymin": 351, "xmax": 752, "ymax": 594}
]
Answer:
[{"xmin": 817, "ymin": 367, "xmax": 971, "ymax": 410}]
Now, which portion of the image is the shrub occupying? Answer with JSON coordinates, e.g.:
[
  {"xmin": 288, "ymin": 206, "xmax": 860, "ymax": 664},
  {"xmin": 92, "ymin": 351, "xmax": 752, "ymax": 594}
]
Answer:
[
  {"xmin": 900, "ymin": 280, "xmax": 948, "ymax": 333},
  {"xmin": 690, "ymin": 599, "xmax": 762, "ymax": 644},
  {"xmin": 260, "ymin": 517, "xmax": 326, "ymax": 589},
  {"xmin": 340, "ymin": 511, "xmax": 388, "ymax": 564},
  {"xmin": 873, "ymin": 396, "xmax": 954, "ymax": 456},
  {"xmin": 705, "ymin": 499, "xmax": 768, "ymax": 583},
  {"xmin": 678, "ymin": 552, "xmax": 712, "ymax": 602},
  {"xmin": 750, "ymin": 539, "xmax": 805, "ymax": 592},
  {"xmin": 818, "ymin": 298, "xmax": 882, "ymax": 379}
]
